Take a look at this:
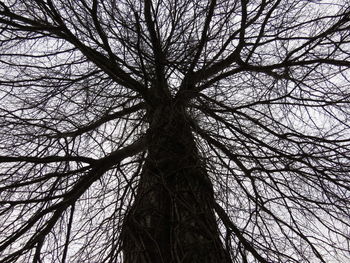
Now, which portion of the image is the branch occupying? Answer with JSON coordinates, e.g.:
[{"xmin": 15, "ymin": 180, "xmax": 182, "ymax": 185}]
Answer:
[
  {"xmin": 0, "ymin": 2, "xmax": 150, "ymax": 101},
  {"xmin": 0, "ymin": 137, "xmax": 147, "ymax": 260},
  {"xmin": 49, "ymin": 102, "xmax": 145, "ymax": 138},
  {"xmin": 0, "ymin": 155, "xmax": 96, "ymax": 164},
  {"xmin": 214, "ymin": 202, "xmax": 269, "ymax": 263}
]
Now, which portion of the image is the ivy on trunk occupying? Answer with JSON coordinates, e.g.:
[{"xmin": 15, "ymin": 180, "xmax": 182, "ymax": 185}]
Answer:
[{"xmin": 121, "ymin": 104, "xmax": 230, "ymax": 262}]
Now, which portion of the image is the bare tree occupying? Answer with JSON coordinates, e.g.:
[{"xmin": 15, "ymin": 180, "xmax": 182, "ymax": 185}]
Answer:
[{"xmin": 0, "ymin": 0, "xmax": 350, "ymax": 262}]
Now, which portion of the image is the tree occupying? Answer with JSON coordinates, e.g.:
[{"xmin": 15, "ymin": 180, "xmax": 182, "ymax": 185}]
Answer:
[{"xmin": 0, "ymin": 0, "xmax": 349, "ymax": 262}]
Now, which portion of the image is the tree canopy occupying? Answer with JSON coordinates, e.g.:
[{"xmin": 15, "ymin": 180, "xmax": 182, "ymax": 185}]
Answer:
[{"xmin": 0, "ymin": 0, "xmax": 350, "ymax": 262}]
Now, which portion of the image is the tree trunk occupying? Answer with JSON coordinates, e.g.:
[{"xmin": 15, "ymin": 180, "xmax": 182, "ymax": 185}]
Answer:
[{"xmin": 121, "ymin": 104, "xmax": 231, "ymax": 263}]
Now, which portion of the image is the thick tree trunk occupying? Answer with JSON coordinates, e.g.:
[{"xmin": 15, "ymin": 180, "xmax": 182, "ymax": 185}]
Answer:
[{"xmin": 121, "ymin": 104, "xmax": 231, "ymax": 263}]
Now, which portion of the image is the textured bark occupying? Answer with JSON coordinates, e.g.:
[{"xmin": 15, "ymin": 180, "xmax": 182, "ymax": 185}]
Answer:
[{"xmin": 121, "ymin": 105, "xmax": 231, "ymax": 263}]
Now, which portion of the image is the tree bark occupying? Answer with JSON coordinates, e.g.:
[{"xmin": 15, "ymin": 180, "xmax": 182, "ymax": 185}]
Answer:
[{"xmin": 121, "ymin": 104, "xmax": 231, "ymax": 263}]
